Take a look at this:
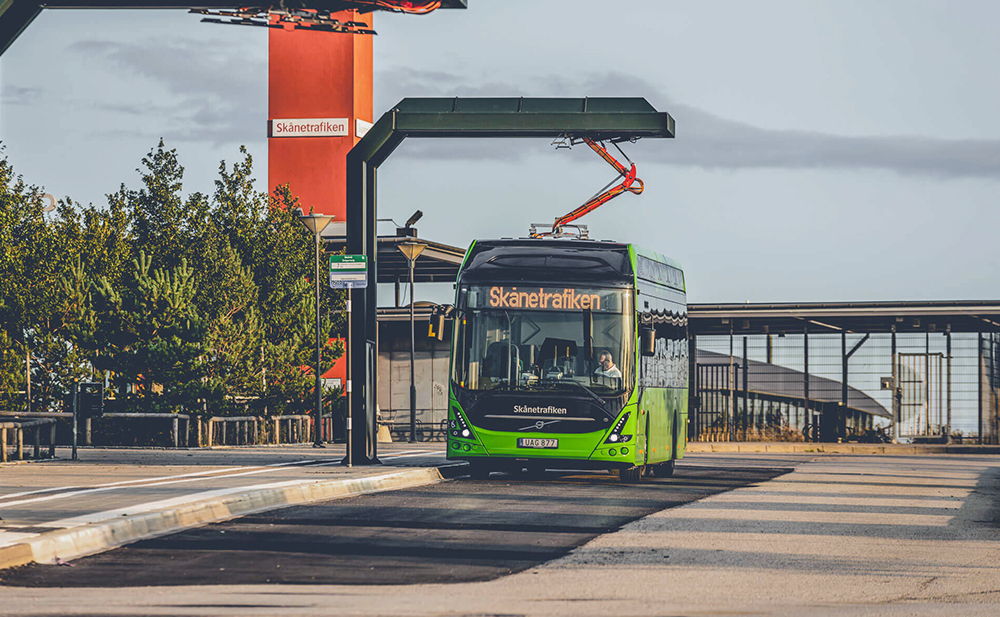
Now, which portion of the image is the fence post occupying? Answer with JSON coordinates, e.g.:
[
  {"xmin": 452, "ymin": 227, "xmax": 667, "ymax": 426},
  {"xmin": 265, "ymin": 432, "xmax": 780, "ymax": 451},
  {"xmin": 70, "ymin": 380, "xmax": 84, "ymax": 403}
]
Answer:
[
  {"xmin": 946, "ymin": 327, "xmax": 952, "ymax": 443},
  {"xmin": 979, "ymin": 332, "xmax": 984, "ymax": 445}
]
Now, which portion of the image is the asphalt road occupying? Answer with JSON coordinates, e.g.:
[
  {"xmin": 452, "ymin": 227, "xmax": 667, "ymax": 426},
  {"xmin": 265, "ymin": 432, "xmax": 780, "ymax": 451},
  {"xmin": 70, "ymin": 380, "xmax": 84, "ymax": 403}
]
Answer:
[{"xmin": 1, "ymin": 461, "xmax": 788, "ymax": 587}]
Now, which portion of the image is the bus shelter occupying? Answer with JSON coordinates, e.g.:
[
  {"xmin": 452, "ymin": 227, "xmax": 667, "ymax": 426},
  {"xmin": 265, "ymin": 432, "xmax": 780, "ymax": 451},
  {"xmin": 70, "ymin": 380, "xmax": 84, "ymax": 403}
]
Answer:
[{"xmin": 689, "ymin": 301, "xmax": 1000, "ymax": 444}]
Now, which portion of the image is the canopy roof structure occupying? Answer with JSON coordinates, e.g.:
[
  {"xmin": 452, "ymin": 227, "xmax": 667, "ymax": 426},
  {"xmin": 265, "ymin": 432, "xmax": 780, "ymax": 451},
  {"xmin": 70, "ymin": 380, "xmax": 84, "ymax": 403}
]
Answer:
[
  {"xmin": 689, "ymin": 301, "xmax": 1000, "ymax": 336},
  {"xmin": 346, "ymin": 96, "xmax": 676, "ymax": 464}
]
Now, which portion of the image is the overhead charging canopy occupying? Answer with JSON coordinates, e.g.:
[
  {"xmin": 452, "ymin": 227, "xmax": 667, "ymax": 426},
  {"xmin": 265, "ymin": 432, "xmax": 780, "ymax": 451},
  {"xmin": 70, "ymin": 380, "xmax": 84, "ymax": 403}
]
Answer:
[{"xmin": 346, "ymin": 96, "xmax": 675, "ymax": 464}]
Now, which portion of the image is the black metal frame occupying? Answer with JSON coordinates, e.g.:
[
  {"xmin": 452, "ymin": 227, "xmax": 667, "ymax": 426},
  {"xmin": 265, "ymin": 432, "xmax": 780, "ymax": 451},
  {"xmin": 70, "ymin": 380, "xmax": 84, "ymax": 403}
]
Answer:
[
  {"xmin": 0, "ymin": 0, "xmax": 467, "ymax": 56},
  {"xmin": 345, "ymin": 97, "xmax": 675, "ymax": 463}
]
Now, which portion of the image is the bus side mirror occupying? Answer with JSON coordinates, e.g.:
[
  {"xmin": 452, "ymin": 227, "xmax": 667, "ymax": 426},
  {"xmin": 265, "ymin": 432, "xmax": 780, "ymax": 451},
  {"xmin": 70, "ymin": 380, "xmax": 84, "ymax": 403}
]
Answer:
[
  {"xmin": 428, "ymin": 313, "xmax": 446, "ymax": 341},
  {"xmin": 641, "ymin": 326, "xmax": 656, "ymax": 357},
  {"xmin": 427, "ymin": 304, "xmax": 456, "ymax": 341}
]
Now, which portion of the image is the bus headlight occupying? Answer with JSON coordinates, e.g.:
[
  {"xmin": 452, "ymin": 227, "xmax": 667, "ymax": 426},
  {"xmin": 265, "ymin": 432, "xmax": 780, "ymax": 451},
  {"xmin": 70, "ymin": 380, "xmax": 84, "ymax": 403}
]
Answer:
[
  {"xmin": 452, "ymin": 408, "xmax": 476, "ymax": 441},
  {"xmin": 604, "ymin": 412, "xmax": 633, "ymax": 444}
]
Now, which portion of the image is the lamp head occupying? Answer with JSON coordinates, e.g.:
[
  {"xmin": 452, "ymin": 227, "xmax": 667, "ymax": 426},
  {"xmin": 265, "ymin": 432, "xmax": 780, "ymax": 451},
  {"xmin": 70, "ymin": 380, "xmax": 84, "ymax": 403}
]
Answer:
[
  {"xmin": 404, "ymin": 210, "xmax": 423, "ymax": 228},
  {"xmin": 295, "ymin": 210, "xmax": 335, "ymax": 235}
]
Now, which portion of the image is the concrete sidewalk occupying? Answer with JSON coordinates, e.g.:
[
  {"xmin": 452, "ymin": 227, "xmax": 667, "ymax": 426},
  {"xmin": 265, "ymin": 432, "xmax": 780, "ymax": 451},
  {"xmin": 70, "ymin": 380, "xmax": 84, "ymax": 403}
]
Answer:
[
  {"xmin": 687, "ymin": 441, "xmax": 1000, "ymax": 455},
  {"xmin": 0, "ymin": 443, "xmax": 452, "ymax": 570}
]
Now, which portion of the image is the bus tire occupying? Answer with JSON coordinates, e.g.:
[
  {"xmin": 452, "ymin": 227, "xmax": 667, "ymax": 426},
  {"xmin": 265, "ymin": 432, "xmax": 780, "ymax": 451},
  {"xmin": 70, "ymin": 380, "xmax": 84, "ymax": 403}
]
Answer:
[
  {"xmin": 619, "ymin": 465, "xmax": 642, "ymax": 484},
  {"xmin": 468, "ymin": 462, "xmax": 492, "ymax": 480},
  {"xmin": 652, "ymin": 460, "xmax": 675, "ymax": 477}
]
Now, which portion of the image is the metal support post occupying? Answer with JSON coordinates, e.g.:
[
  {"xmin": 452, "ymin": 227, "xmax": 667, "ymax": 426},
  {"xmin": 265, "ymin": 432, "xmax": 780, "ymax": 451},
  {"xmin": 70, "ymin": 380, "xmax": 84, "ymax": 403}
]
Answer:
[
  {"xmin": 728, "ymin": 323, "xmax": 734, "ymax": 441},
  {"xmin": 346, "ymin": 299, "xmax": 352, "ymax": 466},
  {"xmin": 979, "ymin": 332, "xmax": 984, "ymax": 444},
  {"xmin": 397, "ymin": 241, "xmax": 425, "ymax": 444},
  {"xmin": 25, "ymin": 348, "xmax": 30, "ymax": 414},
  {"xmin": 892, "ymin": 326, "xmax": 899, "ymax": 443},
  {"xmin": 946, "ymin": 326, "xmax": 952, "ymax": 443},
  {"xmin": 804, "ymin": 327, "xmax": 812, "ymax": 441},
  {"xmin": 71, "ymin": 381, "xmax": 78, "ymax": 461},
  {"xmin": 409, "ymin": 257, "xmax": 417, "ymax": 443},
  {"xmin": 742, "ymin": 337, "xmax": 748, "ymax": 439},
  {"xmin": 688, "ymin": 333, "xmax": 697, "ymax": 441},
  {"xmin": 841, "ymin": 331, "xmax": 848, "ymax": 441},
  {"xmin": 925, "ymin": 332, "xmax": 931, "ymax": 437},
  {"xmin": 313, "ymin": 229, "xmax": 325, "ymax": 449},
  {"xmin": 347, "ymin": 157, "xmax": 379, "ymax": 464}
]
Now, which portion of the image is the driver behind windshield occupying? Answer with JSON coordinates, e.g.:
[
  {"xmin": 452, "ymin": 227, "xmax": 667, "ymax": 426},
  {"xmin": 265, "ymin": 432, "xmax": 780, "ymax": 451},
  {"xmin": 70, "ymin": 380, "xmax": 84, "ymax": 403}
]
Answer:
[{"xmin": 594, "ymin": 350, "xmax": 622, "ymax": 379}]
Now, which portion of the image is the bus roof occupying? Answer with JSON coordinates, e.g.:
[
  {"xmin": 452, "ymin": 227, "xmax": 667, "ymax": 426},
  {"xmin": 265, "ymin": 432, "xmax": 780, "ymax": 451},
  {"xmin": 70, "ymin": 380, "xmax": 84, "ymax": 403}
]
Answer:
[
  {"xmin": 459, "ymin": 238, "xmax": 633, "ymax": 285},
  {"xmin": 631, "ymin": 244, "xmax": 684, "ymax": 272},
  {"xmin": 458, "ymin": 238, "xmax": 685, "ymax": 291}
]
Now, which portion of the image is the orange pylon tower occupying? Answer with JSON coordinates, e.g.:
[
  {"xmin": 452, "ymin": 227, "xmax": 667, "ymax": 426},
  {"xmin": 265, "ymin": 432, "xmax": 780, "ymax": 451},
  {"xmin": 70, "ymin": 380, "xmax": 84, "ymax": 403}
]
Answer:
[{"xmin": 268, "ymin": 12, "xmax": 374, "ymax": 219}]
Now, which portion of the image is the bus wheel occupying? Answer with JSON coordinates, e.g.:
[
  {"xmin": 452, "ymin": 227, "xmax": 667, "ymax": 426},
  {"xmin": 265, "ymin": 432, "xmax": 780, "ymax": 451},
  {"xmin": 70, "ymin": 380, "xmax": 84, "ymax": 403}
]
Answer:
[
  {"xmin": 652, "ymin": 460, "xmax": 675, "ymax": 477},
  {"xmin": 619, "ymin": 465, "xmax": 643, "ymax": 484},
  {"xmin": 468, "ymin": 462, "xmax": 492, "ymax": 480}
]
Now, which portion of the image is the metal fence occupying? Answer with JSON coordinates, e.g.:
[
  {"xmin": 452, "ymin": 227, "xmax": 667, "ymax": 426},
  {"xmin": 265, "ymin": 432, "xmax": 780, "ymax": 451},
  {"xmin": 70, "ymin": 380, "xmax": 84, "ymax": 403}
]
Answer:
[{"xmin": 692, "ymin": 330, "xmax": 1000, "ymax": 444}]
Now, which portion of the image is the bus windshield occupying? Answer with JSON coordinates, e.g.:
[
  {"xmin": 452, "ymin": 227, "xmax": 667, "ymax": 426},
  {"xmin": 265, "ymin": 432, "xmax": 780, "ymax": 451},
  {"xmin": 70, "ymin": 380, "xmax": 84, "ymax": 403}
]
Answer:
[{"xmin": 452, "ymin": 285, "xmax": 633, "ymax": 395}]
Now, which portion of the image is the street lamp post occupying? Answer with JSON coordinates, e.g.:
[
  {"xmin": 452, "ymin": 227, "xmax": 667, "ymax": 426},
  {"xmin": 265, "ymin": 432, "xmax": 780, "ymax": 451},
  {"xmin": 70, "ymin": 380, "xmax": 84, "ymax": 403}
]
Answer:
[
  {"xmin": 398, "ymin": 241, "xmax": 426, "ymax": 443},
  {"xmin": 294, "ymin": 209, "xmax": 335, "ymax": 449}
]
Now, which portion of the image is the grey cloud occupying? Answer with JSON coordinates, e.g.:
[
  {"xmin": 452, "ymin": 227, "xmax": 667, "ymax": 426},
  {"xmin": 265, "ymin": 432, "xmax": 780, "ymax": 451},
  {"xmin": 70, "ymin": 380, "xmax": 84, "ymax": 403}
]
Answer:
[
  {"xmin": 2, "ymin": 85, "xmax": 44, "ymax": 105},
  {"xmin": 376, "ymin": 68, "xmax": 1000, "ymax": 179},
  {"xmin": 70, "ymin": 37, "xmax": 265, "ymax": 147}
]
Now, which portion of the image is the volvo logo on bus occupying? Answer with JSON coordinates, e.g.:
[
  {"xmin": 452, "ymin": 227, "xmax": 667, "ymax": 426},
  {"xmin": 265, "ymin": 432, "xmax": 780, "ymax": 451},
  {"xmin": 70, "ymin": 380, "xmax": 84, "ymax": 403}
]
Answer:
[{"xmin": 489, "ymin": 286, "xmax": 601, "ymax": 310}]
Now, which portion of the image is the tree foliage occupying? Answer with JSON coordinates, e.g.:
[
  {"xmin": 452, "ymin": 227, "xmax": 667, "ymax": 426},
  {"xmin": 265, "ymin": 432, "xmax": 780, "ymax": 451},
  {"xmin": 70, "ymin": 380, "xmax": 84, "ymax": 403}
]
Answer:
[{"xmin": 0, "ymin": 141, "xmax": 343, "ymax": 416}]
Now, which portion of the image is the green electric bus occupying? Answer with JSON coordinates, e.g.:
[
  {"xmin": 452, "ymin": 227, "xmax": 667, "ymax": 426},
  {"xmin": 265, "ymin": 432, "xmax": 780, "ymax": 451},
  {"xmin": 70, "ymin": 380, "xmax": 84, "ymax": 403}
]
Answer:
[{"xmin": 445, "ymin": 238, "xmax": 688, "ymax": 482}]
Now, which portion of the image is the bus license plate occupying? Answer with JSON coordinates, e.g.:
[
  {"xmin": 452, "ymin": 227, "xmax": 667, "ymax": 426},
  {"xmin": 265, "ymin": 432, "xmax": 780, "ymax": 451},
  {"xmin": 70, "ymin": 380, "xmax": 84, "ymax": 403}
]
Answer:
[{"xmin": 517, "ymin": 438, "xmax": 558, "ymax": 449}]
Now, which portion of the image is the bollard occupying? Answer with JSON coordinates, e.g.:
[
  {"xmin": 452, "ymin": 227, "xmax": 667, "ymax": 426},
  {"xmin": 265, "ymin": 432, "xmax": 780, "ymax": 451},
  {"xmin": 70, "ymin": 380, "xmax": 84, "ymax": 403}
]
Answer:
[
  {"xmin": 33, "ymin": 425, "xmax": 40, "ymax": 459},
  {"xmin": 172, "ymin": 417, "xmax": 179, "ymax": 448},
  {"xmin": 16, "ymin": 427, "xmax": 24, "ymax": 460},
  {"xmin": 1, "ymin": 427, "xmax": 6, "ymax": 462},
  {"xmin": 49, "ymin": 422, "xmax": 56, "ymax": 458}
]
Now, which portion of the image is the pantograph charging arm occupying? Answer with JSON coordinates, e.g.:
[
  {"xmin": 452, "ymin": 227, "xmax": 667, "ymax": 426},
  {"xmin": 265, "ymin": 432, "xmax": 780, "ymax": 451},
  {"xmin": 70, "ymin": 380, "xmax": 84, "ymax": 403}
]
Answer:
[{"xmin": 551, "ymin": 137, "xmax": 644, "ymax": 231}]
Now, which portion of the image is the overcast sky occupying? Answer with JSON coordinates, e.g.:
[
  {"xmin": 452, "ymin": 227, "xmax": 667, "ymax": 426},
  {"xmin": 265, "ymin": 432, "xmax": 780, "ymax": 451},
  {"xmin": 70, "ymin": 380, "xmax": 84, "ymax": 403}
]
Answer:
[{"xmin": 2, "ymin": 0, "xmax": 999, "ymax": 304}]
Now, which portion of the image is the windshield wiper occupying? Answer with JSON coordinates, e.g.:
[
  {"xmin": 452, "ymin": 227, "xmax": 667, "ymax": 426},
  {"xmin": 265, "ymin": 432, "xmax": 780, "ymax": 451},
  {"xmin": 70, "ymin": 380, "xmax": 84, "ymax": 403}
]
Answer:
[{"xmin": 544, "ymin": 379, "xmax": 606, "ymax": 406}]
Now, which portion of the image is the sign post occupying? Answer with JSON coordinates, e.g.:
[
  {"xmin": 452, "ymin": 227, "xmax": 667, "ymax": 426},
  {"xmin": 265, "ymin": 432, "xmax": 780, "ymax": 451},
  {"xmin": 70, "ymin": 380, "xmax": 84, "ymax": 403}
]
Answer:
[
  {"xmin": 329, "ymin": 255, "xmax": 368, "ymax": 289},
  {"xmin": 331, "ymin": 255, "xmax": 368, "ymax": 466}
]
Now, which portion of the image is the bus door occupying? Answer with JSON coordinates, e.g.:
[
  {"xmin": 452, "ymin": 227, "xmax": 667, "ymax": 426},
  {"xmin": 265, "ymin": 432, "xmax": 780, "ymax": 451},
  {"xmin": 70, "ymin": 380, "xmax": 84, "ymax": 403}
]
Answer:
[{"xmin": 636, "ymin": 391, "xmax": 648, "ymax": 466}]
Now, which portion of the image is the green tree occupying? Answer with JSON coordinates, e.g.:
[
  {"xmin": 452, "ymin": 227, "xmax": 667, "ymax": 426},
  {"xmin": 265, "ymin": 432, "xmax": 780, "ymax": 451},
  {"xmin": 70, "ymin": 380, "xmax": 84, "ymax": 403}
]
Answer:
[
  {"xmin": 93, "ymin": 252, "xmax": 205, "ymax": 413},
  {"xmin": 0, "ymin": 150, "xmax": 62, "ymax": 409}
]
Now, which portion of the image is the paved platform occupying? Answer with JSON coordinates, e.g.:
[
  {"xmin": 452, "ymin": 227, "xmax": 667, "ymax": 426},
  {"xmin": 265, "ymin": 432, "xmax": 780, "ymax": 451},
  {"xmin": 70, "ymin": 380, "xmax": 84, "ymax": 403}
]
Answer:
[
  {"xmin": 0, "ymin": 443, "xmax": 450, "ymax": 569},
  {"xmin": 3, "ymin": 453, "xmax": 999, "ymax": 616}
]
